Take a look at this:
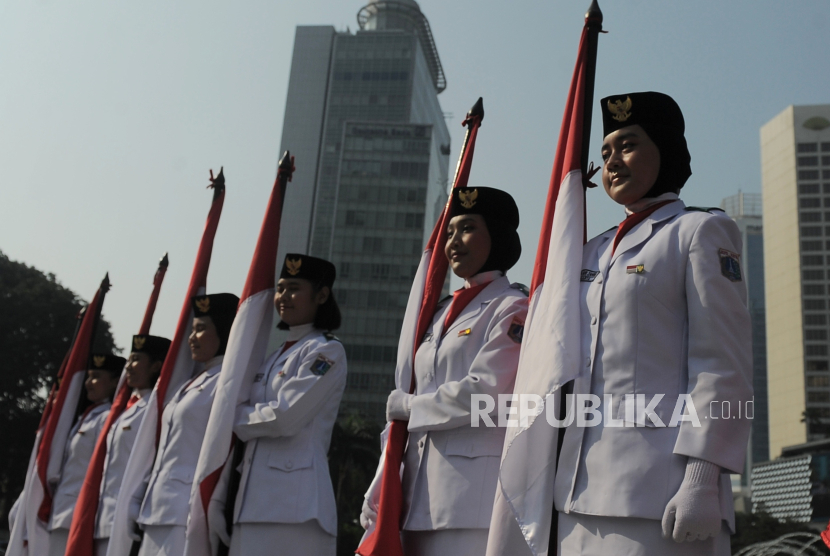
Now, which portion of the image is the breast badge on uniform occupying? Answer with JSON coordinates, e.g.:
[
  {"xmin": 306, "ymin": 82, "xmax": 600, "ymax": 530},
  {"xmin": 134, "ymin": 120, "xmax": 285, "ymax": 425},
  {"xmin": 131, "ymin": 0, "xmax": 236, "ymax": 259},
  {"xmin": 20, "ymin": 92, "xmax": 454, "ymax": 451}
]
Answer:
[
  {"xmin": 626, "ymin": 264, "xmax": 645, "ymax": 274},
  {"xmin": 580, "ymin": 269, "xmax": 599, "ymax": 282},
  {"xmin": 458, "ymin": 328, "xmax": 472, "ymax": 337},
  {"xmin": 311, "ymin": 354, "xmax": 335, "ymax": 376},
  {"xmin": 718, "ymin": 248, "xmax": 742, "ymax": 282},
  {"xmin": 508, "ymin": 317, "xmax": 525, "ymax": 344}
]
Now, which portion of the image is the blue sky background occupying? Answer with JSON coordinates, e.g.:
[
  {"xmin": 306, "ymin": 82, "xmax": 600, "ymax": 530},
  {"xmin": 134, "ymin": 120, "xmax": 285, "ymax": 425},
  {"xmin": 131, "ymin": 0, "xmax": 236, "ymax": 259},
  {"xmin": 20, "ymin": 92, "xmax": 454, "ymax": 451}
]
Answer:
[{"xmin": 1, "ymin": 0, "xmax": 828, "ymax": 349}]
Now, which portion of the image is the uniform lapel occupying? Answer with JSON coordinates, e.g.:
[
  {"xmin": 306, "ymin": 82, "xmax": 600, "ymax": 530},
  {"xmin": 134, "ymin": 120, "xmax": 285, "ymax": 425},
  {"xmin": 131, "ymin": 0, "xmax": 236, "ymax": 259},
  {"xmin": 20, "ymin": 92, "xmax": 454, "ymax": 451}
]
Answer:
[
  {"xmin": 610, "ymin": 200, "xmax": 685, "ymax": 267},
  {"xmin": 442, "ymin": 276, "xmax": 508, "ymax": 337}
]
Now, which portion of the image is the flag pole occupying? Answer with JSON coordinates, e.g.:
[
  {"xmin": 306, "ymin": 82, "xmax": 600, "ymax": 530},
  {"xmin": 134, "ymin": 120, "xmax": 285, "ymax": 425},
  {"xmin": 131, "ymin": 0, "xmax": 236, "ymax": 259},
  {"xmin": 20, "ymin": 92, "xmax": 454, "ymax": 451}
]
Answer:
[{"xmin": 580, "ymin": 1, "xmax": 603, "ymax": 177}]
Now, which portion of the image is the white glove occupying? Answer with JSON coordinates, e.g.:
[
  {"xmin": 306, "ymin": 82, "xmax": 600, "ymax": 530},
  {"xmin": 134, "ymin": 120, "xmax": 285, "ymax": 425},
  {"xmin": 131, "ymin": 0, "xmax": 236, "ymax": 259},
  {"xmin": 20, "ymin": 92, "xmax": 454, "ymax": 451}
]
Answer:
[
  {"xmin": 208, "ymin": 498, "xmax": 231, "ymax": 552},
  {"xmin": 127, "ymin": 495, "xmax": 143, "ymax": 543},
  {"xmin": 662, "ymin": 458, "xmax": 722, "ymax": 542},
  {"xmin": 386, "ymin": 390, "xmax": 413, "ymax": 422},
  {"xmin": 359, "ymin": 497, "xmax": 379, "ymax": 530}
]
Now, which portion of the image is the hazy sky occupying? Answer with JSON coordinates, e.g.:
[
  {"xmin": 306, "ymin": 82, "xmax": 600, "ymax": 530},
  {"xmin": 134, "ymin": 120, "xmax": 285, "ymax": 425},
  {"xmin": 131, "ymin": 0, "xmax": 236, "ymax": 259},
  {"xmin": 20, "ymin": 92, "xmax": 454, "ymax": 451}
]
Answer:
[{"xmin": 1, "ymin": 0, "xmax": 828, "ymax": 350}]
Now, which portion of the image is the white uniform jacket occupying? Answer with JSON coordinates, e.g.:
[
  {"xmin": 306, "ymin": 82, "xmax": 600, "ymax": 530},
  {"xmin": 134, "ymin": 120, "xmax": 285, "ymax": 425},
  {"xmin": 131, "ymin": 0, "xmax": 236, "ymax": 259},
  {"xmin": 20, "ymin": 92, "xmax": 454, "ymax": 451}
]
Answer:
[
  {"xmin": 400, "ymin": 275, "xmax": 527, "ymax": 531},
  {"xmin": 553, "ymin": 200, "xmax": 753, "ymax": 531},
  {"xmin": 94, "ymin": 389, "xmax": 151, "ymax": 539},
  {"xmin": 138, "ymin": 357, "xmax": 223, "ymax": 527},
  {"xmin": 232, "ymin": 327, "xmax": 347, "ymax": 536},
  {"xmin": 49, "ymin": 403, "xmax": 111, "ymax": 530}
]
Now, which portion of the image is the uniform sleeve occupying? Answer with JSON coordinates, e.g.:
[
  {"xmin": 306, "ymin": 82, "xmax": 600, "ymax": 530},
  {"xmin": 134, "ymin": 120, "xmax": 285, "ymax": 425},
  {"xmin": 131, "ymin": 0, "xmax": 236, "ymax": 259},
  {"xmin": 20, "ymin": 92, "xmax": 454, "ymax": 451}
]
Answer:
[
  {"xmin": 233, "ymin": 341, "xmax": 347, "ymax": 441},
  {"xmin": 407, "ymin": 297, "xmax": 526, "ymax": 432},
  {"xmin": 674, "ymin": 213, "xmax": 753, "ymax": 473}
]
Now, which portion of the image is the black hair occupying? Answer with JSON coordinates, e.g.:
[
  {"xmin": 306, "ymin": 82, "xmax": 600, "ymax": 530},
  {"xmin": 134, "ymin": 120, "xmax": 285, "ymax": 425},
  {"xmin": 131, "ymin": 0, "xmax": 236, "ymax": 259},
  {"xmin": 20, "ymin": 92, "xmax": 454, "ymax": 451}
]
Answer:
[{"xmin": 276, "ymin": 281, "xmax": 342, "ymax": 332}]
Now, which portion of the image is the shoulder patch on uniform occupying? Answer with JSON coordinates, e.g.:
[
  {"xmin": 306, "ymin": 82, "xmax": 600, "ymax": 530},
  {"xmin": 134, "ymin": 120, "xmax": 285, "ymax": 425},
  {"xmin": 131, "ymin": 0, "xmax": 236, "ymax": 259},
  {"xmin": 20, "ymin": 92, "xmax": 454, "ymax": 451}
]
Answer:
[
  {"xmin": 507, "ymin": 316, "xmax": 525, "ymax": 344},
  {"xmin": 685, "ymin": 206, "xmax": 725, "ymax": 214},
  {"xmin": 718, "ymin": 248, "xmax": 742, "ymax": 282},
  {"xmin": 510, "ymin": 283, "xmax": 529, "ymax": 297},
  {"xmin": 323, "ymin": 332, "xmax": 341, "ymax": 343},
  {"xmin": 311, "ymin": 354, "xmax": 335, "ymax": 376}
]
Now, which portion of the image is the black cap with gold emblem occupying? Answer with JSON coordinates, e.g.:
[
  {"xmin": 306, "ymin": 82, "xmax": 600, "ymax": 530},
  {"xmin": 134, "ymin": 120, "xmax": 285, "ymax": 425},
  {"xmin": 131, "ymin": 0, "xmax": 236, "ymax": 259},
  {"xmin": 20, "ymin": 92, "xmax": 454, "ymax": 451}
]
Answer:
[
  {"xmin": 449, "ymin": 187, "xmax": 521, "ymax": 273},
  {"xmin": 89, "ymin": 353, "xmax": 127, "ymax": 374},
  {"xmin": 600, "ymin": 91, "xmax": 692, "ymax": 194},
  {"xmin": 190, "ymin": 293, "xmax": 240, "ymax": 355},
  {"xmin": 130, "ymin": 335, "xmax": 172, "ymax": 363},
  {"xmin": 280, "ymin": 254, "xmax": 336, "ymax": 288}
]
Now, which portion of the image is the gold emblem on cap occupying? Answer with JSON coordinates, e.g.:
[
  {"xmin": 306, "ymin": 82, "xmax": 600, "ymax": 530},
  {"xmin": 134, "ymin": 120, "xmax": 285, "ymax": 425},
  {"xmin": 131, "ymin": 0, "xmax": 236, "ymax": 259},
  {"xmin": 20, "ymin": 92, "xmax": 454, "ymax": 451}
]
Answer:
[
  {"xmin": 195, "ymin": 297, "xmax": 210, "ymax": 313},
  {"xmin": 93, "ymin": 355, "xmax": 106, "ymax": 368},
  {"xmin": 133, "ymin": 336, "xmax": 146, "ymax": 350},
  {"xmin": 286, "ymin": 258, "xmax": 302, "ymax": 276},
  {"xmin": 607, "ymin": 96, "xmax": 632, "ymax": 122},
  {"xmin": 459, "ymin": 189, "xmax": 478, "ymax": 209}
]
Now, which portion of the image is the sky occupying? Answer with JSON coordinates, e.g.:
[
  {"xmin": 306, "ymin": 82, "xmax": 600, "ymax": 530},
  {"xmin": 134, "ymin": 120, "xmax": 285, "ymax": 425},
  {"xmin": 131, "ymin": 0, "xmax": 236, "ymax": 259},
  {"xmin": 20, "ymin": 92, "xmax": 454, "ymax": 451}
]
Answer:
[{"xmin": 1, "ymin": 0, "xmax": 828, "ymax": 350}]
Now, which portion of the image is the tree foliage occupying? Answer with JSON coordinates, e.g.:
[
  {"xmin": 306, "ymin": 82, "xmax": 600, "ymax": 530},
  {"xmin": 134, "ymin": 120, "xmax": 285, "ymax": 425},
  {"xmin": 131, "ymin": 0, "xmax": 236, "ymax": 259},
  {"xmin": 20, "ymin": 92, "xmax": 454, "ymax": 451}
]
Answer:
[{"xmin": 0, "ymin": 250, "xmax": 118, "ymax": 526}]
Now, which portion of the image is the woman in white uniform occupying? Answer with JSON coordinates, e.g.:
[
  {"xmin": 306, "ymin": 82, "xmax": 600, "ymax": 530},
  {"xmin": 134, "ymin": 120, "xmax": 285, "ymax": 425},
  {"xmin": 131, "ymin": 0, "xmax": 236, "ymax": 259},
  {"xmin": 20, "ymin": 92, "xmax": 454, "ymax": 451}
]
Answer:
[
  {"xmin": 208, "ymin": 254, "xmax": 346, "ymax": 556},
  {"xmin": 361, "ymin": 187, "xmax": 528, "ymax": 556},
  {"xmin": 131, "ymin": 293, "xmax": 238, "ymax": 556},
  {"xmin": 48, "ymin": 353, "xmax": 123, "ymax": 556},
  {"xmin": 93, "ymin": 334, "xmax": 170, "ymax": 555},
  {"xmin": 553, "ymin": 92, "xmax": 753, "ymax": 555}
]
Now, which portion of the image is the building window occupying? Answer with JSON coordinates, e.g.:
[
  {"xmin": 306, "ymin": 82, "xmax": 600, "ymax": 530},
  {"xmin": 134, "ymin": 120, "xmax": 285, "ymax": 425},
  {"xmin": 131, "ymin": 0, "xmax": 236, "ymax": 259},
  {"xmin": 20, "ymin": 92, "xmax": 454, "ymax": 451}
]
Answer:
[
  {"xmin": 802, "ymin": 255, "xmax": 824, "ymax": 266},
  {"xmin": 801, "ymin": 198, "xmax": 821, "ymax": 208},
  {"xmin": 823, "ymin": 142, "xmax": 830, "ymax": 152},
  {"xmin": 824, "ymin": 198, "xmax": 830, "ymax": 208},
  {"xmin": 800, "ymin": 184, "xmax": 820, "ymax": 194},
  {"xmin": 822, "ymin": 156, "xmax": 830, "ymax": 166},
  {"xmin": 808, "ymin": 376, "xmax": 830, "ymax": 387},
  {"xmin": 799, "ymin": 143, "xmax": 819, "ymax": 153},
  {"xmin": 808, "ymin": 392, "xmax": 830, "ymax": 403},
  {"xmin": 802, "ymin": 240, "xmax": 823, "ymax": 251},
  {"xmin": 800, "ymin": 156, "xmax": 819, "ymax": 167},
  {"xmin": 802, "ymin": 226, "xmax": 823, "ymax": 237},
  {"xmin": 801, "ymin": 170, "xmax": 820, "ymax": 180},
  {"xmin": 806, "ymin": 344, "xmax": 829, "ymax": 355},
  {"xmin": 807, "ymin": 361, "xmax": 830, "ymax": 371},
  {"xmin": 804, "ymin": 284, "xmax": 826, "ymax": 295},
  {"xmin": 362, "ymin": 237, "xmax": 384, "ymax": 253},
  {"xmin": 806, "ymin": 314, "xmax": 827, "ymax": 325},
  {"xmin": 806, "ymin": 329, "xmax": 828, "ymax": 340},
  {"xmin": 804, "ymin": 299, "xmax": 827, "ymax": 310},
  {"xmin": 824, "ymin": 184, "xmax": 830, "ymax": 194},
  {"xmin": 802, "ymin": 212, "xmax": 822, "ymax": 222},
  {"xmin": 804, "ymin": 270, "xmax": 825, "ymax": 281}
]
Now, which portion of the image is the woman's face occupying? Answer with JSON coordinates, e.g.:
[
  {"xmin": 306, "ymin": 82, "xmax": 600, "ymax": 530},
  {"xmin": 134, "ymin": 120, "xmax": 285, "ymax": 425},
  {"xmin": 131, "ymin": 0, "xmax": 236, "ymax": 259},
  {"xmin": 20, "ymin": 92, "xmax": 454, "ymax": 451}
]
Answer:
[
  {"xmin": 275, "ymin": 278, "xmax": 328, "ymax": 327},
  {"xmin": 125, "ymin": 351, "xmax": 161, "ymax": 390},
  {"xmin": 601, "ymin": 124, "xmax": 661, "ymax": 206},
  {"xmin": 445, "ymin": 214, "xmax": 491, "ymax": 279},
  {"xmin": 189, "ymin": 316, "xmax": 221, "ymax": 363},
  {"xmin": 85, "ymin": 369, "xmax": 119, "ymax": 404}
]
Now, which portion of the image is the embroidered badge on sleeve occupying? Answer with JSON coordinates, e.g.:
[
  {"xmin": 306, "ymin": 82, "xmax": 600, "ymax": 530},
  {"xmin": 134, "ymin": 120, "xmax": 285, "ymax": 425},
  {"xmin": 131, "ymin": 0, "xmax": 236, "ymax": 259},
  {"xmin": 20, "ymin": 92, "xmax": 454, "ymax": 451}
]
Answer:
[
  {"xmin": 718, "ymin": 248, "xmax": 742, "ymax": 282},
  {"xmin": 508, "ymin": 317, "xmax": 525, "ymax": 344},
  {"xmin": 311, "ymin": 354, "xmax": 335, "ymax": 376}
]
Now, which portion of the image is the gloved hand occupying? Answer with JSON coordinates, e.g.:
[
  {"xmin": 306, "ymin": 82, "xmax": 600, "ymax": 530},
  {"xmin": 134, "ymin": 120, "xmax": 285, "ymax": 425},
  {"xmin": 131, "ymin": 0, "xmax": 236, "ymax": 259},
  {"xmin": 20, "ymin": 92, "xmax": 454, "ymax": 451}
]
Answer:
[
  {"xmin": 662, "ymin": 457, "xmax": 722, "ymax": 542},
  {"xmin": 127, "ymin": 495, "xmax": 143, "ymax": 543},
  {"xmin": 359, "ymin": 497, "xmax": 379, "ymax": 530},
  {"xmin": 386, "ymin": 390, "xmax": 413, "ymax": 422},
  {"xmin": 208, "ymin": 498, "xmax": 231, "ymax": 552}
]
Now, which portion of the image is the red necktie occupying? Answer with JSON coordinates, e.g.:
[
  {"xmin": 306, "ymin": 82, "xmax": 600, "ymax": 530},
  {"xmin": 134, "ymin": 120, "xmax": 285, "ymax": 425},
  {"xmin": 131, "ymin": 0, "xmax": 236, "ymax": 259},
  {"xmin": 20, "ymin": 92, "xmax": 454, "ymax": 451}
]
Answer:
[
  {"xmin": 74, "ymin": 402, "xmax": 102, "ymax": 435},
  {"xmin": 126, "ymin": 394, "xmax": 139, "ymax": 409},
  {"xmin": 442, "ymin": 282, "xmax": 489, "ymax": 333},
  {"xmin": 611, "ymin": 200, "xmax": 676, "ymax": 256},
  {"xmin": 279, "ymin": 340, "xmax": 298, "ymax": 357}
]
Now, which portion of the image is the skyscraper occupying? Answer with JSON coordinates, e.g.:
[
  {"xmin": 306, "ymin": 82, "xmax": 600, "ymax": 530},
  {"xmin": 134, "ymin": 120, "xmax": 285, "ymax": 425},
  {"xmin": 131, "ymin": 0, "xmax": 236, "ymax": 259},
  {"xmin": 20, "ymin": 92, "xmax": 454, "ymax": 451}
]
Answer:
[
  {"xmin": 274, "ymin": 0, "xmax": 451, "ymax": 422},
  {"xmin": 761, "ymin": 104, "xmax": 830, "ymax": 458}
]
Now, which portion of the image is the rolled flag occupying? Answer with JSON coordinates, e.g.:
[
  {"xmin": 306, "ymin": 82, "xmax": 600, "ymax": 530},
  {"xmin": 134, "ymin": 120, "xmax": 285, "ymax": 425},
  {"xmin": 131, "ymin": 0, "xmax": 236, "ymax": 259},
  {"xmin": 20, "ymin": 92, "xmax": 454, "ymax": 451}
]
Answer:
[
  {"xmin": 356, "ymin": 98, "xmax": 484, "ymax": 556},
  {"xmin": 486, "ymin": 4, "xmax": 602, "ymax": 556},
  {"xmin": 106, "ymin": 170, "xmax": 226, "ymax": 556},
  {"xmin": 7, "ymin": 275, "xmax": 110, "ymax": 556},
  {"xmin": 65, "ymin": 254, "xmax": 170, "ymax": 556},
  {"xmin": 184, "ymin": 152, "xmax": 294, "ymax": 556}
]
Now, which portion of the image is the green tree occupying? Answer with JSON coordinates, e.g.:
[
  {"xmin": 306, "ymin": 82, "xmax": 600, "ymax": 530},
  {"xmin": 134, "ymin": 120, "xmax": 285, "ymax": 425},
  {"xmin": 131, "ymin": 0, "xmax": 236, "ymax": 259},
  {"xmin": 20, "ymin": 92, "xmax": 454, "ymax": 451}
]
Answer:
[{"xmin": 0, "ymin": 250, "xmax": 118, "ymax": 527}]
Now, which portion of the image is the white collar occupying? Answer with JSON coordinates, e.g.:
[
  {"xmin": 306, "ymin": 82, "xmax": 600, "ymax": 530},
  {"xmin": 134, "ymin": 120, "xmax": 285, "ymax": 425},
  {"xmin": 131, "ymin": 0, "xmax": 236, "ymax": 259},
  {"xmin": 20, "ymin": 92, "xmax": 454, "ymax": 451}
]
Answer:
[
  {"xmin": 624, "ymin": 192, "xmax": 679, "ymax": 216},
  {"xmin": 286, "ymin": 322, "xmax": 316, "ymax": 342},
  {"xmin": 132, "ymin": 388, "xmax": 152, "ymax": 399},
  {"xmin": 464, "ymin": 270, "xmax": 503, "ymax": 289}
]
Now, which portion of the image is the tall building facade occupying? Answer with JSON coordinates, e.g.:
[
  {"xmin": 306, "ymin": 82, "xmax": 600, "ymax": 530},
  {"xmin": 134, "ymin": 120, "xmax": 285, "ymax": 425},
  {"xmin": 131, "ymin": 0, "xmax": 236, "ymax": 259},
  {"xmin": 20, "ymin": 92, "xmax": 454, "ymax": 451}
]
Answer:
[
  {"xmin": 721, "ymin": 191, "xmax": 768, "ymax": 496},
  {"xmin": 762, "ymin": 104, "xmax": 830, "ymax": 458},
  {"xmin": 274, "ymin": 0, "xmax": 451, "ymax": 422}
]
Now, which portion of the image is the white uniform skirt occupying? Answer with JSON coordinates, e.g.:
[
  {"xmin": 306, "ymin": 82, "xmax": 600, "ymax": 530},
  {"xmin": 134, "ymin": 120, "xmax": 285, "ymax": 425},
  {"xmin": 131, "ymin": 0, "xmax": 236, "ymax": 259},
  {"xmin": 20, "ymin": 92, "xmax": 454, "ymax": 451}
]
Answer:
[
  {"xmin": 48, "ymin": 528, "xmax": 68, "ymax": 556},
  {"xmin": 229, "ymin": 522, "xmax": 335, "ymax": 556},
  {"xmin": 401, "ymin": 529, "xmax": 489, "ymax": 556},
  {"xmin": 557, "ymin": 512, "xmax": 731, "ymax": 556},
  {"xmin": 137, "ymin": 524, "xmax": 186, "ymax": 556}
]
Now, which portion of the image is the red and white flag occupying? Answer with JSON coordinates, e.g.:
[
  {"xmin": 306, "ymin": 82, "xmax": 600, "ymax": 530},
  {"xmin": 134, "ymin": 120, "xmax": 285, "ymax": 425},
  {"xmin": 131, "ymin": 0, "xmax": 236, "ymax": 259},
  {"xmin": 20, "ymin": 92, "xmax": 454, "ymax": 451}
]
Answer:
[
  {"xmin": 107, "ymin": 172, "xmax": 225, "ymax": 556},
  {"xmin": 66, "ymin": 255, "xmax": 169, "ymax": 556},
  {"xmin": 7, "ymin": 275, "xmax": 110, "ymax": 556},
  {"xmin": 356, "ymin": 100, "xmax": 483, "ymax": 556},
  {"xmin": 184, "ymin": 153, "xmax": 294, "ymax": 556},
  {"xmin": 486, "ymin": 12, "xmax": 601, "ymax": 556}
]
